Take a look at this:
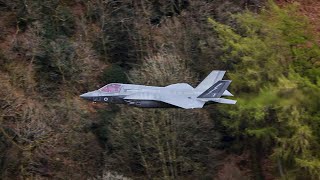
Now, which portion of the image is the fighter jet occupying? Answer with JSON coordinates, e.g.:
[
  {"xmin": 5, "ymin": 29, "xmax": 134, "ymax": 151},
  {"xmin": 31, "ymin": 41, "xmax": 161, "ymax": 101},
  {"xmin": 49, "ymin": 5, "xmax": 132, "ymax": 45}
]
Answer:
[{"xmin": 80, "ymin": 71, "xmax": 236, "ymax": 109}]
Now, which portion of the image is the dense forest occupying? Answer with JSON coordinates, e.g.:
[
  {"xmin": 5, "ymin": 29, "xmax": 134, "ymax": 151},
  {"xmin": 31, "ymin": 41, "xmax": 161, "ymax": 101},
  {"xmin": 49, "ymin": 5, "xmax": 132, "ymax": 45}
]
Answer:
[{"xmin": 0, "ymin": 0, "xmax": 319, "ymax": 179}]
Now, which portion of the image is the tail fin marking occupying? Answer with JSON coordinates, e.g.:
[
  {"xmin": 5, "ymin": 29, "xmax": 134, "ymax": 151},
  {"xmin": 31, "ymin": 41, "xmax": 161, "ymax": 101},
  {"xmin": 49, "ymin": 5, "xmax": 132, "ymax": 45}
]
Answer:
[{"xmin": 197, "ymin": 80, "xmax": 231, "ymax": 98}]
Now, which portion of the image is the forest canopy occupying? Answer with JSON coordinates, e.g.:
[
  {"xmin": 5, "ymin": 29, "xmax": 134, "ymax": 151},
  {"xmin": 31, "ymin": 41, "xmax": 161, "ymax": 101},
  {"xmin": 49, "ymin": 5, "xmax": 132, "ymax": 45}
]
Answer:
[{"xmin": 0, "ymin": 0, "xmax": 319, "ymax": 179}]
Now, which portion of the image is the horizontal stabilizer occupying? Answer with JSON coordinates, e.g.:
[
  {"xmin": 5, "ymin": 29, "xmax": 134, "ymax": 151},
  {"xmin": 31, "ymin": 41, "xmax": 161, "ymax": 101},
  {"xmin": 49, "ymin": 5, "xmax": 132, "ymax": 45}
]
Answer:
[
  {"xmin": 222, "ymin": 90, "xmax": 233, "ymax": 96},
  {"xmin": 212, "ymin": 98, "xmax": 237, "ymax": 104},
  {"xmin": 197, "ymin": 98, "xmax": 237, "ymax": 104}
]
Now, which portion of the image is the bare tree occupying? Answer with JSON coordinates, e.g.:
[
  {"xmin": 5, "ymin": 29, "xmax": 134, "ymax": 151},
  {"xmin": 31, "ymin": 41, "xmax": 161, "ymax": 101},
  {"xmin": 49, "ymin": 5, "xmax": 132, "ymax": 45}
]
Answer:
[{"xmin": 103, "ymin": 52, "xmax": 221, "ymax": 179}]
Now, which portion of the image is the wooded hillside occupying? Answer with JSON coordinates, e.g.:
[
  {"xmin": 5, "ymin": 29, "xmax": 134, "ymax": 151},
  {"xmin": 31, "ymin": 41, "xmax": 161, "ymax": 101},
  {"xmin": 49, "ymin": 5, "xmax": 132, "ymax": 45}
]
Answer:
[{"xmin": 0, "ymin": 0, "xmax": 319, "ymax": 179}]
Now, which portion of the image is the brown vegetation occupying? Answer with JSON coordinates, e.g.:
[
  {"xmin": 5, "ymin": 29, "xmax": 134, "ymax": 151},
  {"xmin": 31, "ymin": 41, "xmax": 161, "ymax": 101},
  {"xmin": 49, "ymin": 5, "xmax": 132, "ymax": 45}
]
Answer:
[
  {"xmin": 276, "ymin": 0, "xmax": 320, "ymax": 34},
  {"xmin": 0, "ymin": 0, "xmax": 319, "ymax": 179}
]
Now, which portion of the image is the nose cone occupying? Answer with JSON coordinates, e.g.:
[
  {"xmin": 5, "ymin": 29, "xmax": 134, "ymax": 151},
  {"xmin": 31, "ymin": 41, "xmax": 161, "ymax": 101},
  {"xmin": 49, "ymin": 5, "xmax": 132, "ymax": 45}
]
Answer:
[
  {"xmin": 80, "ymin": 92, "xmax": 93, "ymax": 101},
  {"xmin": 80, "ymin": 91, "xmax": 101, "ymax": 101}
]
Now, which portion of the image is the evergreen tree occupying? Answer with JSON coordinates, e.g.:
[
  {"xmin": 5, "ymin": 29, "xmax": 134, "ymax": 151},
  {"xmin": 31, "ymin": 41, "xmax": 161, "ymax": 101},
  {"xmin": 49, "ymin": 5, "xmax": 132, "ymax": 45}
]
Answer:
[{"xmin": 208, "ymin": 1, "xmax": 320, "ymax": 179}]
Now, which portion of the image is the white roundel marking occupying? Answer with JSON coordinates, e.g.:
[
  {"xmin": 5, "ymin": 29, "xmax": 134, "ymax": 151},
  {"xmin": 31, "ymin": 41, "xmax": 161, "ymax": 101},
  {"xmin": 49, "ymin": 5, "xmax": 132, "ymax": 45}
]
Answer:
[{"xmin": 103, "ymin": 97, "xmax": 108, "ymax": 101}]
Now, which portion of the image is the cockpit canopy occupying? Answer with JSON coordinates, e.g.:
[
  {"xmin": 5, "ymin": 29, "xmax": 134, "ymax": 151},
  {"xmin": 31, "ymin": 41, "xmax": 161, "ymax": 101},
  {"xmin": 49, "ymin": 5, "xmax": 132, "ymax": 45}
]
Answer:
[{"xmin": 99, "ymin": 84, "xmax": 122, "ymax": 93}]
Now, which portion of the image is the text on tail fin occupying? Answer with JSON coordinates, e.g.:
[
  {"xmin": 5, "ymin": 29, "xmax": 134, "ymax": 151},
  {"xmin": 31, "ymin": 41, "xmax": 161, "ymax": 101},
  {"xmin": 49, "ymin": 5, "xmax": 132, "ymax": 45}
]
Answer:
[{"xmin": 197, "ymin": 80, "xmax": 231, "ymax": 98}]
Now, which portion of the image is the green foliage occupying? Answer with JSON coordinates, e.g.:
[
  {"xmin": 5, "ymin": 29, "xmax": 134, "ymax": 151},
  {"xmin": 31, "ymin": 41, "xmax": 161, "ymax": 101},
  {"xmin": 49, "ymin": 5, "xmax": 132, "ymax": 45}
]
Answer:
[
  {"xmin": 41, "ymin": 6, "xmax": 76, "ymax": 39},
  {"xmin": 208, "ymin": 16, "xmax": 287, "ymax": 93},
  {"xmin": 8, "ymin": 0, "xmax": 76, "ymax": 38},
  {"xmin": 92, "ymin": 106, "xmax": 120, "ymax": 148},
  {"xmin": 100, "ymin": 65, "xmax": 129, "ymax": 84},
  {"xmin": 209, "ymin": 1, "xmax": 320, "ymax": 179},
  {"xmin": 34, "ymin": 39, "xmax": 79, "ymax": 95},
  {"xmin": 105, "ymin": 108, "xmax": 222, "ymax": 179},
  {"xmin": 90, "ymin": 0, "xmax": 139, "ymax": 67},
  {"xmin": 295, "ymin": 158, "xmax": 320, "ymax": 179},
  {"xmin": 1, "ymin": 0, "xmax": 320, "ymax": 179}
]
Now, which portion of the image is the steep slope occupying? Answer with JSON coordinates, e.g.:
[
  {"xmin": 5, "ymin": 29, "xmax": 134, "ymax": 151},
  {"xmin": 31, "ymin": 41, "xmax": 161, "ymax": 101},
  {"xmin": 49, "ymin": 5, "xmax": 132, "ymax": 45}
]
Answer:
[{"xmin": 276, "ymin": 0, "xmax": 320, "ymax": 35}]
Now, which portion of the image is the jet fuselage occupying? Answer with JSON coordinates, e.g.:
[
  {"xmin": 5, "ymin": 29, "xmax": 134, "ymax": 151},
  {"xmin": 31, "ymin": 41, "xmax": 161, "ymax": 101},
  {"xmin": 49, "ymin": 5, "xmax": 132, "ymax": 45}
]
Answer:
[
  {"xmin": 80, "ymin": 71, "xmax": 236, "ymax": 109},
  {"xmin": 80, "ymin": 83, "xmax": 198, "ymax": 108}
]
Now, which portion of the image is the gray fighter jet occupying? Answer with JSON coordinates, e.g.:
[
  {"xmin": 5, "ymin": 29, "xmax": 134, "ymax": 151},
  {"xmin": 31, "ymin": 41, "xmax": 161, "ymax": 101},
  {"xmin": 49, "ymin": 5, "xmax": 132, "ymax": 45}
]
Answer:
[{"xmin": 80, "ymin": 71, "xmax": 236, "ymax": 109}]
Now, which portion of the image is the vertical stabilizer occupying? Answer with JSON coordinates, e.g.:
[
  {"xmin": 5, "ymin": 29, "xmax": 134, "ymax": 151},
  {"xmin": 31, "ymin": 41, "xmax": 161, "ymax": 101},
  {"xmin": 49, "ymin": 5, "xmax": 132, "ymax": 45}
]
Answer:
[{"xmin": 195, "ymin": 71, "xmax": 225, "ymax": 92}]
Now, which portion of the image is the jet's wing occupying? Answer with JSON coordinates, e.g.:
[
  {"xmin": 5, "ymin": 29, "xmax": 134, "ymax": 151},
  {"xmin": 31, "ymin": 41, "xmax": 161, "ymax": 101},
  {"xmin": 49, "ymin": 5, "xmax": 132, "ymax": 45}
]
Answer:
[
  {"xmin": 160, "ymin": 95, "xmax": 205, "ymax": 109},
  {"xmin": 124, "ymin": 93, "xmax": 205, "ymax": 109}
]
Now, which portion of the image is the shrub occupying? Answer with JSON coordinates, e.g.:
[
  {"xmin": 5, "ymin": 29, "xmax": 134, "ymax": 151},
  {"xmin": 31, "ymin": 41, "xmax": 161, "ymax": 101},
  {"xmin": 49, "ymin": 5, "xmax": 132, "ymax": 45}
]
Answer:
[
  {"xmin": 34, "ymin": 39, "xmax": 77, "ymax": 96},
  {"xmin": 100, "ymin": 65, "xmax": 128, "ymax": 84},
  {"xmin": 41, "ymin": 4, "xmax": 76, "ymax": 39}
]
